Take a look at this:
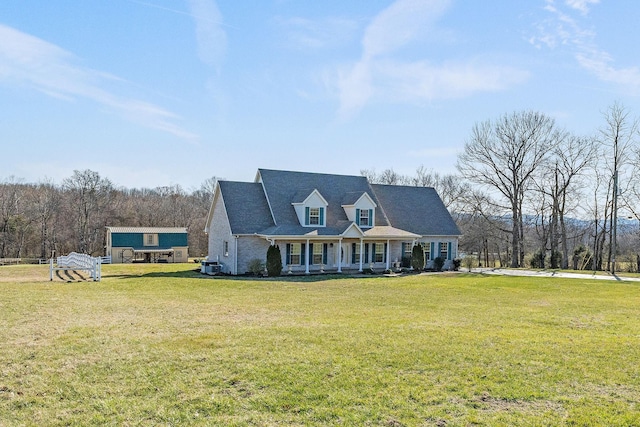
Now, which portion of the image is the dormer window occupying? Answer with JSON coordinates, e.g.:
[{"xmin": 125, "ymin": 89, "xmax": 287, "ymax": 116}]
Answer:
[
  {"xmin": 309, "ymin": 208, "xmax": 320, "ymax": 225},
  {"xmin": 305, "ymin": 206, "xmax": 325, "ymax": 226},
  {"xmin": 359, "ymin": 209, "xmax": 370, "ymax": 226},
  {"xmin": 343, "ymin": 193, "xmax": 376, "ymax": 229},
  {"xmin": 355, "ymin": 208, "xmax": 374, "ymax": 228},
  {"xmin": 293, "ymin": 189, "xmax": 328, "ymax": 228}
]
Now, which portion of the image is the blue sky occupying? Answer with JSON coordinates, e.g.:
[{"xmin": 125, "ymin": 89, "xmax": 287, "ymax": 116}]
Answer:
[{"xmin": 1, "ymin": 0, "xmax": 638, "ymax": 189}]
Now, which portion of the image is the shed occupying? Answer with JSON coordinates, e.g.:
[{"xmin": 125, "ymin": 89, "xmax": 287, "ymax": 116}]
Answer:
[{"xmin": 105, "ymin": 227, "xmax": 189, "ymax": 263}]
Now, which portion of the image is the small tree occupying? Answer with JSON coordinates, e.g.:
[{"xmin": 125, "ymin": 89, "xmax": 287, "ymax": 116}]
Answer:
[
  {"xmin": 411, "ymin": 244, "xmax": 424, "ymax": 271},
  {"xmin": 266, "ymin": 245, "xmax": 283, "ymax": 277},
  {"xmin": 433, "ymin": 256, "xmax": 444, "ymax": 272},
  {"xmin": 463, "ymin": 255, "xmax": 475, "ymax": 271}
]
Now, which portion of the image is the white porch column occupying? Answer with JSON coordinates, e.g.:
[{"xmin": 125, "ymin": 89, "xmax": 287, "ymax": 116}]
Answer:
[
  {"xmin": 386, "ymin": 239, "xmax": 390, "ymax": 270},
  {"xmin": 305, "ymin": 238, "xmax": 310, "ymax": 274},
  {"xmin": 337, "ymin": 238, "xmax": 343, "ymax": 273},
  {"xmin": 359, "ymin": 239, "xmax": 364, "ymax": 272}
]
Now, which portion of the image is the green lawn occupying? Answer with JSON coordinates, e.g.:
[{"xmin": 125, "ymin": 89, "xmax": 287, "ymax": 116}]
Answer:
[{"xmin": 1, "ymin": 264, "xmax": 640, "ymax": 426}]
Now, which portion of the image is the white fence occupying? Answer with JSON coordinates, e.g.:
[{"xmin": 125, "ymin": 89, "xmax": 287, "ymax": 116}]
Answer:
[{"xmin": 50, "ymin": 252, "xmax": 102, "ymax": 281}]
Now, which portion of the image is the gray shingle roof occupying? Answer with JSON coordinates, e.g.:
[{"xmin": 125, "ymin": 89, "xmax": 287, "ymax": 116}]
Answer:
[
  {"xmin": 370, "ymin": 184, "xmax": 461, "ymax": 236},
  {"xmin": 218, "ymin": 181, "xmax": 274, "ymax": 234},
  {"xmin": 216, "ymin": 170, "xmax": 460, "ymax": 238},
  {"xmin": 257, "ymin": 169, "xmax": 388, "ymax": 228}
]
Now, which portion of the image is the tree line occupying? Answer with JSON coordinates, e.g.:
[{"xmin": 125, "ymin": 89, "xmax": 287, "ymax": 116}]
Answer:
[
  {"xmin": 0, "ymin": 170, "xmax": 219, "ymax": 261},
  {"xmin": 3, "ymin": 103, "xmax": 638, "ymax": 271},
  {"xmin": 364, "ymin": 103, "xmax": 640, "ymax": 272}
]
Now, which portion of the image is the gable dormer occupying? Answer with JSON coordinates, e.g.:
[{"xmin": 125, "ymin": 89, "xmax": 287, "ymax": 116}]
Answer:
[
  {"xmin": 342, "ymin": 192, "xmax": 377, "ymax": 228},
  {"xmin": 292, "ymin": 189, "xmax": 328, "ymax": 227}
]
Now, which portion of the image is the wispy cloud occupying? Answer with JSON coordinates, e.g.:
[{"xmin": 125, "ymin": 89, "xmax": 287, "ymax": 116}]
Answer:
[
  {"xmin": 565, "ymin": 0, "xmax": 599, "ymax": 14},
  {"xmin": 0, "ymin": 24, "xmax": 197, "ymax": 140},
  {"xmin": 186, "ymin": 0, "xmax": 227, "ymax": 71},
  {"xmin": 533, "ymin": 0, "xmax": 640, "ymax": 93},
  {"xmin": 335, "ymin": 0, "xmax": 528, "ymax": 119},
  {"xmin": 277, "ymin": 16, "xmax": 358, "ymax": 50},
  {"xmin": 125, "ymin": 0, "xmax": 228, "ymax": 70}
]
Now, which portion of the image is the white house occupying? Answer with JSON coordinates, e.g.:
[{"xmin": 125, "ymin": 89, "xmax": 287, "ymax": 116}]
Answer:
[{"xmin": 204, "ymin": 169, "xmax": 461, "ymax": 275}]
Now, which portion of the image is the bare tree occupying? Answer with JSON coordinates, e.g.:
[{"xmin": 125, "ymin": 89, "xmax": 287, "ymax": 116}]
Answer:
[
  {"xmin": 31, "ymin": 180, "xmax": 61, "ymax": 259},
  {"xmin": 598, "ymin": 103, "xmax": 639, "ymax": 273},
  {"xmin": 62, "ymin": 170, "xmax": 114, "ymax": 254},
  {"xmin": 457, "ymin": 111, "xmax": 559, "ymax": 267}
]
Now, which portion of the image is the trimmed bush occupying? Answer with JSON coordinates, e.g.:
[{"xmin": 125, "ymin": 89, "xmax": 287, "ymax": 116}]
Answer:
[
  {"xmin": 411, "ymin": 244, "xmax": 424, "ymax": 271},
  {"xmin": 434, "ymin": 256, "xmax": 444, "ymax": 272},
  {"xmin": 266, "ymin": 245, "xmax": 283, "ymax": 277}
]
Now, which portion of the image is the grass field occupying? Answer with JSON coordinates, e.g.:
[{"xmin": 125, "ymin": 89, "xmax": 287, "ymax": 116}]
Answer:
[{"xmin": 1, "ymin": 264, "xmax": 640, "ymax": 426}]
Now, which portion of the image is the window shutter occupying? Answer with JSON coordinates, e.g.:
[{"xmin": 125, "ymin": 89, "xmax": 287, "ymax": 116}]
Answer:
[
  {"xmin": 352, "ymin": 243, "xmax": 356, "ymax": 264},
  {"xmin": 309, "ymin": 243, "xmax": 314, "ymax": 264},
  {"xmin": 305, "ymin": 207, "xmax": 310, "ymax": 225},
  {"xmin": 286, "ymin": 244, "xmax": 291, "ymax": 265},
  {"xmin": 364, "ymin": 244, "xmax": 369, "ymax": 263},
  {"xmin": 430, "ymin": 242, "xmax": 435, "ymax": 260},
  {"xmin": 384, "ymin": 243, "xmax": 388, "ymax": 263},
  {"xmin": 301, "ymin": 243, "xmax": 306, "ymax": 265},
  {"xmin": 319, "ymin": 207, "xmax": 324, "ymax": 226},
  {"xmin": 355, "ymin": 208, "xmax": 360, "ymax": 226},
  {"xmin": 448, "ymin": 242, "xmax": 452, "ymax": 260},
  {"xmin": 372, "ymin": 243, "xmax": 376, "ymax": 262},
  {"xmin": 369, "ymin": 209, "xmax": 374, "ymax": 226},
  {"xmin": 323, "ymin": 243, "xmax": 328, "ymax": 264}
]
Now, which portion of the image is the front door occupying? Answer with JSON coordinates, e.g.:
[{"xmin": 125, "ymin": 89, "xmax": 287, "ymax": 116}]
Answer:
[{"xmin": 340, "ymin": 243, "xmax": 350, "ymax": 267}]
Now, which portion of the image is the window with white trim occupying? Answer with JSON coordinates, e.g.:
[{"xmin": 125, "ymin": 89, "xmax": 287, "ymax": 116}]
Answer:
[
  {"xmin": 359, "ymin": 209, "xmax": 370, "ymax": 227},
  {"xmin": 312, "ymin": 244, "xmax": 323, "ymax": 264},
  {"xmin": 223, "ymin": 241, "xmax": 229, "ymax": 257},
  {"xmin": 143, "ymin": 234, "xmax": 158, "ymax": 246},
  {"xmin": 440, "ymin": 242, "xmax": 448, "ymax": 260},
  {"xmin": 403, "ymin": 243, "xmax": 412, "ymax": 258},
  {"xmin": 422, "ymin": 242, "xmax": 431, "ymax": 261},
  {"xmin": 289, "ymin": 243, "xmax": 301, "ymax": 265},
  {"xmin": 374, "ymin": 243, "xmax": 384, "ymax": 263},
  {"xmin": 309, "ymin": 208, "xmax": 320, "ymax": 225}
]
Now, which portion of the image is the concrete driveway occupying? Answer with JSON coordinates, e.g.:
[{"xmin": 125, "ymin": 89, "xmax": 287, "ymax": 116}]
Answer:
[{"xmin": 470, "ymin": 268, "xmax": 640, "ymax": 282}]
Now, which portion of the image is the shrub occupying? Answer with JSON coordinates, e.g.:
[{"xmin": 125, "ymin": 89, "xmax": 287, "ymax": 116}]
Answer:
[
  {"xmin": 452, "ymin": 258, "xmax": 461, "ymax": 271},
  {"xmin": 573, "ymin": 245, "xmax": 592, "ymax": 270},
  {"xmin": 247, "ymin": 258, "xmax": 264, "ymax": 276},
  {"xmin": 463, "ymin": 256, "xmax": 475, "ymax": 271},
  {"xmin": 411, "ymin": 244, "xmax": 424, "ymax": 271},
  {"xmin": 530, "ymin": 249, "xmax": 546, "ymax": 269},
  {"xmin": 401, "ymin": 256, "xmax": 411, "ymax": 268},
  {"xmin": 550, "ymin": 250, "xmax": 562, "ymax": 269},
  {"xmin": 266, "ymin": 245, "xmax": 283, "ymax": 277},
  {"xmin": 433, "ymin": 256, "xmax": 444, "ymax": 272}
]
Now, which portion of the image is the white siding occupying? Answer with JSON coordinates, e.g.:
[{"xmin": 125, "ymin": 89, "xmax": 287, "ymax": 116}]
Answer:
[{"xmin": 207, "ymin": 191, "xmax": 235, "ymax": 273}]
